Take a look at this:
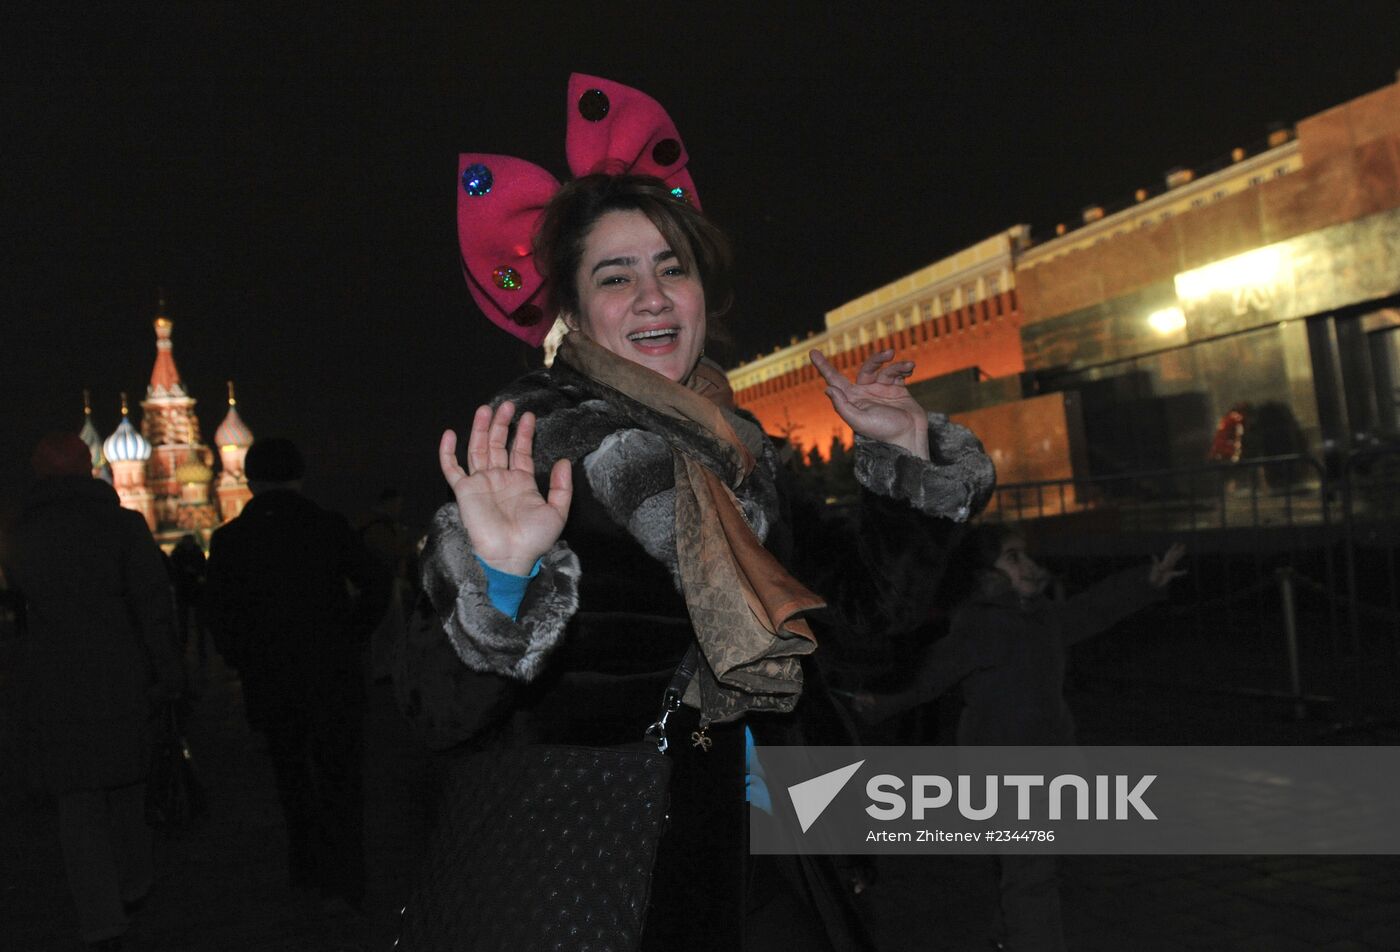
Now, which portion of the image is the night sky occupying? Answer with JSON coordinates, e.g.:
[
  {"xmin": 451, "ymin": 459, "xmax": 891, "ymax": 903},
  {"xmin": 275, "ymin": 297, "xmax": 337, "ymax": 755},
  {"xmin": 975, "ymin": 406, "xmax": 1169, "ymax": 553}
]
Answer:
[{"xmin": 5, "ymin": 3, "xmax": 1398, "ymax": 527}]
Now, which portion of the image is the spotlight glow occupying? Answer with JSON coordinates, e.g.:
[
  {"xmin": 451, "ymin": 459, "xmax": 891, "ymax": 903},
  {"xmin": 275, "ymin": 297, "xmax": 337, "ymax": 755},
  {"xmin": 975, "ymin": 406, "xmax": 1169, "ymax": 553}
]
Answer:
[
  {"xmin": 1148, "ymin": 307, "xmax": 1187, "ymax": 335},
  {"xmin": 1174, "ymin": 247, "xmax": 1283, "ymax": 301}
]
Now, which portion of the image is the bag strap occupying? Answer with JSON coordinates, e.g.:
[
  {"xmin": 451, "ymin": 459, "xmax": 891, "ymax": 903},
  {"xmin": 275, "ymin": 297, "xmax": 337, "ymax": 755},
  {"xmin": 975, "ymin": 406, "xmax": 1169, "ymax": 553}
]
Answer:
[{"xmin": 643, "ymin": 643, "xmax": 700, "ymax": 754}]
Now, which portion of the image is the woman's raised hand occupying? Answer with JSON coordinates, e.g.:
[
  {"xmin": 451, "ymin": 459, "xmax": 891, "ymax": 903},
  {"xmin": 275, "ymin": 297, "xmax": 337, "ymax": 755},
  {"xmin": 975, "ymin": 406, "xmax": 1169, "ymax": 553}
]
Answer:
[
  {"xmin": 439, "ymin": 401, "xmax": 573, "ymax": 575},
  {"xmin": 810, "ymin": 348, "xmax": 930, "ymax": 459},
  {"xmin": 1148, "ymin": 542, "xmax": 1188, "ymax": 589}
]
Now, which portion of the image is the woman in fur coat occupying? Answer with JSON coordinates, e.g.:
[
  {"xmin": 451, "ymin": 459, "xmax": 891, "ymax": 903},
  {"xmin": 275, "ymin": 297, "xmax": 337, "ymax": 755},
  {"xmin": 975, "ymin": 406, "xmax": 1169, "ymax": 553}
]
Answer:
[{"xmin": 397, "ymin": 171, "xmax": 995, "ymax": 950}]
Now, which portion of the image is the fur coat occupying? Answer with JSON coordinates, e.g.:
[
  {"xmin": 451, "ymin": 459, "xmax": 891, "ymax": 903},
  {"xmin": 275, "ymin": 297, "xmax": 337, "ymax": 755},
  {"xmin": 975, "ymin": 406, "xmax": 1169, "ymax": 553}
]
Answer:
[
  {"xmin": 398, "ymin": 359, "xmax": 994, "ymax": 748},
  {"xmin": 394, "ymin": 361, "xmax": 995, "ymax": 951}
]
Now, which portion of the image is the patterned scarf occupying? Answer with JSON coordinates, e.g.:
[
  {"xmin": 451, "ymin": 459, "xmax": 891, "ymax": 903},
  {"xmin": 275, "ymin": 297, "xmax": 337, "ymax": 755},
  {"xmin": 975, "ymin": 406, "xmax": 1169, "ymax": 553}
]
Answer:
[{"xmin": 557, "ymin": 333, "xmax": 823, "ymax": 725}]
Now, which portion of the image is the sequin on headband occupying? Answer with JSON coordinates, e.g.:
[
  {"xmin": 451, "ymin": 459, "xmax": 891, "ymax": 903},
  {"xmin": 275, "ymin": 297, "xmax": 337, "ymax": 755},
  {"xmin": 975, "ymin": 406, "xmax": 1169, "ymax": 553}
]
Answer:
[
  {"xmin": 670, "ymin": 186, "xmax": 691, "ymax": 204},
  {"xmin": 578, "ymin": 89, "xmax": 610, "ymax": 122},
  {"xmin": 492, "ymin": 266, "xmax": 523, "ymax": 291},
  {"xmin": 651, "ymin": 138, "xmax": 681, "ymax": 166},
  {"xmin": 461, "ymin": 163, "xmax": 493, "ymax": 196}
]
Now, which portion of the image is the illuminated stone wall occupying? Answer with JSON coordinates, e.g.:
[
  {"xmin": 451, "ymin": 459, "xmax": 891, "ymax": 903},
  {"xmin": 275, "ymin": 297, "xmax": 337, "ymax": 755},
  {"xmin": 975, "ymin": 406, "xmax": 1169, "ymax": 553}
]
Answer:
[
  {"xmin": 953, "ymin": 392, "xmax": 1087, "ymax": 516},
  {"xmin": 731, "ymin": 229, "xmax": 1027, "ymax": 458},
  {"xmin": 1018, "ymin": 82, "xmax": 1400, "ymax": 337},
  {"xmin": 730, "ymin": 76, "xmax": 1400, "ymax": 484},
  {"xmin": 735, "ymin": 291, "xmax": 1024, "ymax": 457},
  {"xmin": 1016, "ymin": 77, "xmax": 1400, "ymax": 473}
]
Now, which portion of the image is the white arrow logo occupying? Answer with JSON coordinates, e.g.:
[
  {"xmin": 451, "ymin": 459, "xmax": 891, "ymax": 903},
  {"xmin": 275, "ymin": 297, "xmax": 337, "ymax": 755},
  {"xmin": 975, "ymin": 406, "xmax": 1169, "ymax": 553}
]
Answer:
[{"xmin": 787, "ymin": 760, "xmax": 865, "ymax": 833}]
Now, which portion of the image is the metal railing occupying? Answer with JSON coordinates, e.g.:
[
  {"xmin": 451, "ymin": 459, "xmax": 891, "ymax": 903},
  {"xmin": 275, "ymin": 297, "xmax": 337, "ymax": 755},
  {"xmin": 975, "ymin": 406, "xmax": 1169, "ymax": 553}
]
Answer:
[
  {"xmin": 983, "ymin": 454, "xmax": 1329, "ymax": 532},
  {"xmin": 978, "ymin": 452, "xmax": 1400, "ymax": 730},
  {"xmin": 1339, "ymin": 447, "xmax": 1400, "ymax": 655}
]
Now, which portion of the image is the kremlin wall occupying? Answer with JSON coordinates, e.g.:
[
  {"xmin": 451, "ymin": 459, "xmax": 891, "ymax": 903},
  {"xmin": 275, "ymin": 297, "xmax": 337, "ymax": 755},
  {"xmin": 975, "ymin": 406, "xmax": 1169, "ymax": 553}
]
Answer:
[
  {"xmin": 80, "ymin": 301, "xmax": 253, "ymax": 548},
  {"xmin": 728, "ymin": 75, "xmax": 1400, "ymax": 506}
]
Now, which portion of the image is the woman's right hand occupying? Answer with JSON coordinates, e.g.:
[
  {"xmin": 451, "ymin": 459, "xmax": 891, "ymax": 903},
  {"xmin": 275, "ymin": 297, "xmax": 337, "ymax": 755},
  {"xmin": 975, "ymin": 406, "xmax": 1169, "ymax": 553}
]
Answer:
[{"xmin": 439, "ymin": 401, "xmax": 573, "ymax": 576}]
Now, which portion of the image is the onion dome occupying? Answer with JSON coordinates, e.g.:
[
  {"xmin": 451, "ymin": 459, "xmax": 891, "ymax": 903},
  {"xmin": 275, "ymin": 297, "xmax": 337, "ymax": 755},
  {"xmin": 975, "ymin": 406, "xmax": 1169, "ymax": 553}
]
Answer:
[
  {"xmin": 103, "ymin": 394, "xmax": 152, "ymax": 463},
  {"xmin": 175, "ymin": 458, "xmax": 214, "ymax": 484},
  {"xmin": 79, "ymin": 389, "xmax": 107, "ymax": 469},
  {"xmin": 214, "ymin": 381, "xmax": 254, "ymax": 448}
]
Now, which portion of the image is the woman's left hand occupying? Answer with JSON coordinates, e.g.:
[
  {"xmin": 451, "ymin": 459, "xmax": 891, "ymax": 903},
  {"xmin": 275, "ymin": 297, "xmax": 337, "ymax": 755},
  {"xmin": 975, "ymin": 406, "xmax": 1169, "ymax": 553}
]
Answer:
[
  {"xmin": 811, "ymin": 348, "xmax": 929, "ymax": 459},
  {"xmin": 1148, "ymin": 542, "xmax": 1188, "ymax": 589}
]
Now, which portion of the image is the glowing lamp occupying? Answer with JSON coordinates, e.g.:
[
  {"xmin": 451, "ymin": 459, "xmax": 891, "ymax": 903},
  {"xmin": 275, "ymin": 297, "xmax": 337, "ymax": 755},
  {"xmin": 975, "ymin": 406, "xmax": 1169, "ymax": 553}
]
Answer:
[
  {"xmin": 1174, "ymin": 246, "xmax": 1283, "ymax": 301},
  {"xmin": 1147, "ymin": 307, "xmax": 1186, "ymax": 335}
]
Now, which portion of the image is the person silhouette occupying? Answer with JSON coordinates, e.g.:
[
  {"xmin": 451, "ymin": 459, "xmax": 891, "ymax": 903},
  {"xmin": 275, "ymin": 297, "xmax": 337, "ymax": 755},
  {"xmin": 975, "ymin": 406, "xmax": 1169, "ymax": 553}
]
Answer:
[
  {"xmin": 203, "ymin": 438, "xmax": 388, "ymax": 910},
  {"xmin": 167, "ymin": 534, "xmax": 207, "ymax": 691},
  {"xmin": 855, "ymin": 526, "xmax": 1186, "ymax": 952},
  {"xmin": 7, "ymin": 432, "xmax": 183, "ymax": 950}
]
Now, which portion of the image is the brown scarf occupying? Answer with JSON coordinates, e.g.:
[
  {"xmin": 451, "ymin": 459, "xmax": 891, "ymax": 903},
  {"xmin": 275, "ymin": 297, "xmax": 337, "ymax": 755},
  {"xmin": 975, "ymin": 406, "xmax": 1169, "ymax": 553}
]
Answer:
[{"xmin": 557, "ymin": 333, "xmax": 823, "ymax": 725}]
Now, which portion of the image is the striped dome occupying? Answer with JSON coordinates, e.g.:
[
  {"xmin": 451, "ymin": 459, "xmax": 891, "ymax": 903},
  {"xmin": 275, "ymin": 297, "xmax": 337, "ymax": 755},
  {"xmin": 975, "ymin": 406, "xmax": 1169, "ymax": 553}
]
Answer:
[
  {"xmin": 79, "ymin": 415, "xmax": 107, "ymax": 468},
  {"xmin": 214, "ymin": 404, "xmax": 253, "ymax": 448},
  {"xmin": 103, "ymin": 415, "xmax": 152, "ymax": 463}
]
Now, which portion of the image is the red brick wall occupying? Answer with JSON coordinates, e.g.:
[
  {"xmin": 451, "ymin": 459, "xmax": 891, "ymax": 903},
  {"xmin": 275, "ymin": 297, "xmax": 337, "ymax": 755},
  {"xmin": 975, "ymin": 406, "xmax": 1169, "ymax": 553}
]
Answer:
[
  {"xmin": 954, "ymin": 392, "xmax": 1077, "ymax": 486},
  {"xmin": 734, "ymin": 291, "xmax": 1024, "ymax": 457}
]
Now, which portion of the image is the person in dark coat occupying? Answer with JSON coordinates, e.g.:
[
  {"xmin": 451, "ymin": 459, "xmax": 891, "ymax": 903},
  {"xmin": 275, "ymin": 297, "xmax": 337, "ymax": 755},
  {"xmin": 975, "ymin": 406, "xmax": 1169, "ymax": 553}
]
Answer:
[
  {"xmin": 167, "ymin": 533, "xmax": 207, "ymax": 689},
  {"xmin": 355, "ymin": 488, "xmax": 415, "ymax": 683},
  {"xmin": 857, "ymin": 525, "xmax": 1186, "ymax": 952},
  {"xmin": 398, "ymin": 170, "xmax": 996, "ymax": 950},
  {"xmin": 202, "ymin": 438, "xmax": 388, "ymax": 910},
  {"xmin": 6, "ymin": 432, "xmax": 183, "ymax": 950}
]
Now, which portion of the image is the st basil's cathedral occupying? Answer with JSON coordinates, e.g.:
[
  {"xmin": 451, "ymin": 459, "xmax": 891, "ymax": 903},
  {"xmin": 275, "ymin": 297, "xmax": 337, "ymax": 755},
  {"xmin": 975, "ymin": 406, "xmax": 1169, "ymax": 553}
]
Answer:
[{"xmin": 78, "ymin": 300, "xmax": 254, "ymax": 548}]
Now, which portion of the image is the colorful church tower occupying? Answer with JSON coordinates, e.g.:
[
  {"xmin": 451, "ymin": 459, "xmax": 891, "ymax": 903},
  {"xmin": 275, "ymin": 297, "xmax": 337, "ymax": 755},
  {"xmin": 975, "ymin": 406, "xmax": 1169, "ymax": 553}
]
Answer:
[
  {"xmin": 138, "ymin": 298, "xmax": 220, "ymax": 543},
  {"xmin": 103, "ymin": 393, "xmax": 156, "ymax": 531},
  {"xmin": 214, "ymin": 380, "xmax": 254, "ymax": 521},
  {"xmin": 92, "ymin": 297, "xmax": 257, "ymax": 544}
]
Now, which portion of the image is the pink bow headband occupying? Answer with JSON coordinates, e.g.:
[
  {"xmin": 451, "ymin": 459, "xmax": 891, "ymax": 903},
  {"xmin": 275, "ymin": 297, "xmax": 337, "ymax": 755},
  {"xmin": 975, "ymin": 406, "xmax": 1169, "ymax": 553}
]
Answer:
[{"xmin": 457, "ymin": 73, "xmax": 701, "ymax": 346}]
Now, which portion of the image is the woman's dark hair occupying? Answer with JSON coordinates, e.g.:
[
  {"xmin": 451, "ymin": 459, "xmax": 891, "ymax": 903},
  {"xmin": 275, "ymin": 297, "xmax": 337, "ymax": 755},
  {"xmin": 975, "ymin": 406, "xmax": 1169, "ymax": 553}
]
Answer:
[
  {"xmin": 961, "ymin": 524, "xmax": 1023, "ymax": 572},
  {"xmin": 942, "ymin": 523, "xmax": 1025, "ymax": 605},
  {"xmin": 533, "ymin": 173, "xmax": 734, "ymax": 327}
]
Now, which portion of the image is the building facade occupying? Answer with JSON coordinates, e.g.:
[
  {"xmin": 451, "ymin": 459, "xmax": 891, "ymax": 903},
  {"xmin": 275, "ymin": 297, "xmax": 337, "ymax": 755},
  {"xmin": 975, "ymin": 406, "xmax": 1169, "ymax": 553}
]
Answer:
[
  {"xmin": 728, "ymin": 75, "xmax": 1400, "ymax": 497},
  {"xmin": 85, "ymin": 301, "xmax": 254, "ymax": 546},
  {"xmin": 729, "ymin": 229, "xmax": 1029, "ymax": 458}
]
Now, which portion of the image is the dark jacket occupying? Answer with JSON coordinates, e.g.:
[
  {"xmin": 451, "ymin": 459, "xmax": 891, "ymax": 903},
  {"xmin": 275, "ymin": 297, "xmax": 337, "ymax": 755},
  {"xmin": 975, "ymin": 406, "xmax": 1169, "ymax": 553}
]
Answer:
[
  {"xmin": 902, "ymin": 566, "xmax": 1164, "ymax": 745},
  {"xmin": 203, "ymin": 489, "xmax": 388, "ymax": 730},
  {"xmin": 7, "ymin": 476, "xmax": 181, "ymax": 793},
  {"xmin": 395, "ymin": 363, "xmax": 996, "ymax": 950}
]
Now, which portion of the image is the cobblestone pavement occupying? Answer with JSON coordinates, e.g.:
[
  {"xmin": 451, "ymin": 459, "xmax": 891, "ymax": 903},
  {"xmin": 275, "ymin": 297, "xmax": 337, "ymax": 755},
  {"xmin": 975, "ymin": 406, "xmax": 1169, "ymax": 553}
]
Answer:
[{"xmin": 3, "ymin": 644, "xmax": 1399, "ymax": 951}]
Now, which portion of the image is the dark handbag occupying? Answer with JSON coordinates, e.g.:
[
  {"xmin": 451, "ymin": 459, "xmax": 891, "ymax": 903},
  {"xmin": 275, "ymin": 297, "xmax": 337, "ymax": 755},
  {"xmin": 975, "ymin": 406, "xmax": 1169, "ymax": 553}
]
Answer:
[
  {"xmin": 145, "ymin": 700, "xmax": 207, "ymax": 834},
  {"xmin": 395, "ymin": 649, "xmax": 698, "ymax": 952}
]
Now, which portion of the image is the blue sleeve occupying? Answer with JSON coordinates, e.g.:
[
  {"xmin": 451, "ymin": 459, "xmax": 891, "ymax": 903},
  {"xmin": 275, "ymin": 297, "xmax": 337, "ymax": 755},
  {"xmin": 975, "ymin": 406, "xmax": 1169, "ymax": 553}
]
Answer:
[
  {"xmin": 475, "ymin": 555, "xmax": 541, "ymax": 621},
  {"xmin": 745, "ymin": 725, "xmax": 773, "ymax": 815}
]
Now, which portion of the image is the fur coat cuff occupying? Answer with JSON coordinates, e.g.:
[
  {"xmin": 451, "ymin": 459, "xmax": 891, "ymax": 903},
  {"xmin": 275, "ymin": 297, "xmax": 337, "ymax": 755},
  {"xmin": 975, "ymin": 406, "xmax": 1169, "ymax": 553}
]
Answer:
[
  {"xmin": 420, "ymin": 503, "xmax": 581, "ymax": 681},
  {"xmin": 853, "ymin": 413, "xmax": 996, "ymax": 522}
]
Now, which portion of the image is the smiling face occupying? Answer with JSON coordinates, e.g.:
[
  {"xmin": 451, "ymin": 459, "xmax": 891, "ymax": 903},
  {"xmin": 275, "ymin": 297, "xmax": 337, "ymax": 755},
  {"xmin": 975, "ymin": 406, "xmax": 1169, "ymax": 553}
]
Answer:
[
  {"xmin": 994, "ymin": 536, "xmax": 1050, "ymax": 599},
  {"xmin": 566, "ymin": 209, "xmax": 707, "ymax": 383}
]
